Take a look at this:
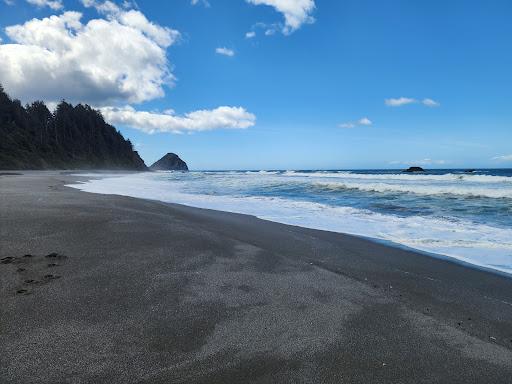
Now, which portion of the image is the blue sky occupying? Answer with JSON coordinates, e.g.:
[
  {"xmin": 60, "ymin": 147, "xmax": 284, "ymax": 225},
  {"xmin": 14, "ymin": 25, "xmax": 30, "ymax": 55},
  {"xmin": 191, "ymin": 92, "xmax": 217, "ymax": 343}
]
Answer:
[{"xmin": 1, "ymin": 0, "xmax": 511, "ymax": 169}]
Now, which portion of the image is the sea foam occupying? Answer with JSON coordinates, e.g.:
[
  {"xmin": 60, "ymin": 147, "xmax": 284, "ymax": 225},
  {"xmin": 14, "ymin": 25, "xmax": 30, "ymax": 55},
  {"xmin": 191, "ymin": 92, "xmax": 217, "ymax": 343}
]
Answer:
[{"xmin": 68, "ymin": 171, "xmax": 512, "ymax": 275}]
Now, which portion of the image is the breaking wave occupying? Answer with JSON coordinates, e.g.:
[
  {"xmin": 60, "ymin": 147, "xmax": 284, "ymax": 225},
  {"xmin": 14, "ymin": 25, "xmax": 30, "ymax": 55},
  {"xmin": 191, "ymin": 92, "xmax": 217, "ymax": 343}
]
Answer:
[{"xmin": 68, "ymin": 170, "xmax": 512, "ymax": 275}]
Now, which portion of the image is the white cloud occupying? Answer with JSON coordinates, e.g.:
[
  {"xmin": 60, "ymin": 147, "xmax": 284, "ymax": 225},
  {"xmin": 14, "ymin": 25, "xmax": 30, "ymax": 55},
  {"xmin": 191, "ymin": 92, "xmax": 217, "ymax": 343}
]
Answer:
[
  {"xmin": 358, "ymin": 117, "xmax": 372, "ymax": 126},
  {"xmin": 1, "ymin": 1, "xmax": 257, "ymax": 136},
  {"xmin": 0, "ymin": 6, "xmax": 180, "ymax": 105},
  {"xmin": 191, "ymin": 0, "xmax": 210, "ymax": 6},
  {"xmin": 385, "ymin": 97, "xmax": 417, "ymax": 107},
  {"xmin": 422, "ymin": 98, "xmax": 440, "ymax": 107},
  {"xmin": 389, "ymin": 159, "xmax": 447, "ymax": 166},
  {"xmin": 385, "ymin": 97, "xmax": 441, "ymax": 107},
  {"xmin": 246, "ymin": 0, "xmax": 315, "ymax": 34},
  {"xmin": 215, "ymin": 47, "xmax": 235, "ymax": 56},
  {"xmin": 81, "ymin": 0, "xmax": 122, "ymax": 14},
  {"xmin": 81, "ymin": 1, "xmax": 179, "ymax": 47},
  {"xmin": 339, "ymin": 117, "xmax": 372, "ymax": 129},
  {"xmin": 246, "ymin": 21, "xmax": 279, "ymax": 37},
  {"xmin": 492, "ymin": 154, "xmax": 512, "ymax": 162},
  {"xmin": 26, "ymin": 0, "xmax": 63, "ymax": 10},
  {"xmin": 100, "ymin": 105, "xmax": 256, "ymax": 134}
]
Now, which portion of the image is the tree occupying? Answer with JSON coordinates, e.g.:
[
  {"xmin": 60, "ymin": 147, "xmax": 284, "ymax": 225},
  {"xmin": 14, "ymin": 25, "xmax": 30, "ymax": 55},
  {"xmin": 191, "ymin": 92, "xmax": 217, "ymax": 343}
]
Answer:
[{"xmin": 0, "ymin": 85, "xmax": 147, "ymax": 170}]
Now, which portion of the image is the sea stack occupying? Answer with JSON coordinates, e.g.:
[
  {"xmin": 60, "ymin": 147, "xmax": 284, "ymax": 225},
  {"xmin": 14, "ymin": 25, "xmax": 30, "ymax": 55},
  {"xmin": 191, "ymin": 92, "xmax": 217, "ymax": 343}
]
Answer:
[
  {"xmin": 150, "ymin": 153, "xmax": 189, "ymax": 171},
  {"xmin": 403, "ymin": 166, "xmax": 425, "ymax": 173}
]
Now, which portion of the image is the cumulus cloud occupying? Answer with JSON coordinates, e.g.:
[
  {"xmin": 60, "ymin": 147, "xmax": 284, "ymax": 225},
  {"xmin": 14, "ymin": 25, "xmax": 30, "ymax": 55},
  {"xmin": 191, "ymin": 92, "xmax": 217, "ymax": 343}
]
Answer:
[
  {"xmin": 245, "ymin": 31, "xmax": 256, "ymax": 38},
  {"xmin": 0, "ymin": 6, "xmax": 180, "ymax": 105},
  {"xmin": 100, "ymin": 105, "xmax": 256, "ymax": 134},
  {"xmin": 215, "ymin": 47, "xmax": 235, "ymax": 56},
  {"xmin": 81, "ymin": 1, "xmax": 180, "ymax": 47},
  {"xmin": 339, "ymin": 117, "xmax": 372, "ymax": 129},
  {"xmin": 1, "ymin": 1, "xmax": 257, "ymax": 135},
  {"xmin": 26, "ymin": 0, "xmax": 63, "ymax": 9},
  {"xmin": 246, "ymin": 0, "xmax": 315, "ymax": 34},
  {"xmin": 492, "ymin": 154, "xmax": 512, "ymax": 162},
  {"xmin": 385, "ymin": 97, "xmax": 440, "ymax": 107},
  {"xmin": 81, "ymin": 0, "xmax": 120, "ymax": 14}
]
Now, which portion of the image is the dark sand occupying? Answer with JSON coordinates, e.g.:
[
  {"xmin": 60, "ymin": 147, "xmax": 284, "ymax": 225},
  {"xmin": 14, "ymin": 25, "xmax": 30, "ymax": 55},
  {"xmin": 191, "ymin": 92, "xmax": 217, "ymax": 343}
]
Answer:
[{"xmin": 1, "ymin": 172, "xmax": 512, "ymax": 383}]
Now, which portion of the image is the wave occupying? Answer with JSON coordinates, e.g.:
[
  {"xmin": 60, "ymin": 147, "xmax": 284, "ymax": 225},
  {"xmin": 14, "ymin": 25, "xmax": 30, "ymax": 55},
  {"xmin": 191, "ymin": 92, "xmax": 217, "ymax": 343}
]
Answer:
[
  {"xmin": 67, "ymin": 172, "xmax": 512, "ymax": 275},
  {"xmin": 282, "ymin": 171, "xmax": 512, "ymax": 183},
  {"xmin": 312, "ymin": 181, "xmax": 512, "ymax": 199},
  {"xmin": 245, "ymin": 170, "xmax": 280, "ymax": 175}
]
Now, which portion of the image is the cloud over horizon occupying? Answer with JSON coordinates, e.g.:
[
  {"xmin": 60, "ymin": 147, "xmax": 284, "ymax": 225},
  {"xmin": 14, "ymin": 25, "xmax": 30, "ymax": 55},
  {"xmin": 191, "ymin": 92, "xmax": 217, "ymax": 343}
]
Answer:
[
  {"xmin": 101, "ymin": 105, "xmax": 256, "ymax": 134},
  {"xmin": 492, "ymin": 154, "xmax": 512, "ymax": 162}
]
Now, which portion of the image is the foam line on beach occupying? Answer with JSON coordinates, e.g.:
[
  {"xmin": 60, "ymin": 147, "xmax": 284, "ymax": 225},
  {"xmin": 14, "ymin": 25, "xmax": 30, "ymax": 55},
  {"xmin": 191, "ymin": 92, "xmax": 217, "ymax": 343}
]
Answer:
[{"xmin": 68, "ymin": 172, "xmax": 512, "ymax": 276}]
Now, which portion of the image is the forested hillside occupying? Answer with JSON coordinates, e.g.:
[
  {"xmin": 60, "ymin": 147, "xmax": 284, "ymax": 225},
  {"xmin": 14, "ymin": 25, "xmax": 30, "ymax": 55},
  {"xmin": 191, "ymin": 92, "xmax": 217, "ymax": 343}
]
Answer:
[{"xmin": 0, "ymin": 86, "xmax": 147, "ymax": 170}]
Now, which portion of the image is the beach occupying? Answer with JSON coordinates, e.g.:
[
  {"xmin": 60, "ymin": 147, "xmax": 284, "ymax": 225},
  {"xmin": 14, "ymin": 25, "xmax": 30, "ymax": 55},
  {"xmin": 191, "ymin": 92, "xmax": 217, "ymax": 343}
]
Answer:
[{"xmin": 1, "ymin": 171, "xmax": 512, "ymax": 383}]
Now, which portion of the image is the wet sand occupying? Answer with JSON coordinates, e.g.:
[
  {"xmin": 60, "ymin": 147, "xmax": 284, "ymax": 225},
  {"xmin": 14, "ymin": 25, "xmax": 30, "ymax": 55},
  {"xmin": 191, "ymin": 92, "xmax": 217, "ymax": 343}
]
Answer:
[{"xmin": 1, "ymin": 171, "xmax": 512, "ymax": 383}]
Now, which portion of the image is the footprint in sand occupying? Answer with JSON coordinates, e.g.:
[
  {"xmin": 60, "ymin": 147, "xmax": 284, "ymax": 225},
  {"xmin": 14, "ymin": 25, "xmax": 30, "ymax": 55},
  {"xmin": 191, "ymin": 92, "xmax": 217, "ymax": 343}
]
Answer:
[
  {"xmin": 1, "ymin": 252, "xmax": 69, "ymax": 295},
  {"xmin": 43, "ymin": 274, "xmax": 61, "ymax": 280},
  {"xmin": 45, "ymin": 252, "xmax": 67, "ymax": 260}
]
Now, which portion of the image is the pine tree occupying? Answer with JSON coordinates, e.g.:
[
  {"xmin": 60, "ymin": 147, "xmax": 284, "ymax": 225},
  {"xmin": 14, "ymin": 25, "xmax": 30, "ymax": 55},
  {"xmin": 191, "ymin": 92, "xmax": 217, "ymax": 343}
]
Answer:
[{"xmin": 0, "ymin": 85, "xmax": 147, "ymax": 170}]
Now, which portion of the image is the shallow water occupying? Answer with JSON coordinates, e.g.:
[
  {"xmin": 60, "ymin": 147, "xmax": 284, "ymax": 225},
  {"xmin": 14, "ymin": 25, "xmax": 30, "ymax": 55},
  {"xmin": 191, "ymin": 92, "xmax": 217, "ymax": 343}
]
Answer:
[{"xmin": 69, "ymin": 169, "xmax": 512, "ymax": 275}]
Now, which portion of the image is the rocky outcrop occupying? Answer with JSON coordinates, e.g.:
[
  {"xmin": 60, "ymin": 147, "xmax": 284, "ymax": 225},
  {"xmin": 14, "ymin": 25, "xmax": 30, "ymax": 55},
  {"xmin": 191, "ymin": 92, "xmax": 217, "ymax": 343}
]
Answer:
[
  {"xmin": 403, "ymin": 166, "xmax": 425, "ymax": 173},
  {"xmin": 150, "ymin": 153, "xmax": 188, "ymax": 171}
]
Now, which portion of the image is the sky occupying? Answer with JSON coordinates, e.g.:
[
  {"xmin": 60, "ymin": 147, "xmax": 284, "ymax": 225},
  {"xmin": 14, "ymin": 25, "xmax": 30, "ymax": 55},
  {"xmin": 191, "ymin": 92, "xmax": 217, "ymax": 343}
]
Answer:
[{"xmin": 0, "ymin": 0, "xmax": 511, "ymax": 170}]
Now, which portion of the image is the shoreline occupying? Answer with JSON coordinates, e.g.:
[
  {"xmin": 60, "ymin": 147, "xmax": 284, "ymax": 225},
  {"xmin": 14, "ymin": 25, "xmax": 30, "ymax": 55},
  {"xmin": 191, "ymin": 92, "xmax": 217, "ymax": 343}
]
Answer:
[
  {"xmin": 85, "ymin": 192, "xmax": 512, "ymax": 280},
  {"xmin": 1, "ymin": 171, "xmax": 512, "ymax": 383},
  {"xmin": 67, "ymin": 170, "xmax": 512, "ymax": 278}
]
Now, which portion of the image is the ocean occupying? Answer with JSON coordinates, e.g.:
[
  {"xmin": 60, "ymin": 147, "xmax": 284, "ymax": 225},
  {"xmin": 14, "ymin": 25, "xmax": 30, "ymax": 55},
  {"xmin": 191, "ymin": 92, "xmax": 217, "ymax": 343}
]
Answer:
[{"xmin": 69, "ymin": 169, "xmax": 512, "ymax": 275}]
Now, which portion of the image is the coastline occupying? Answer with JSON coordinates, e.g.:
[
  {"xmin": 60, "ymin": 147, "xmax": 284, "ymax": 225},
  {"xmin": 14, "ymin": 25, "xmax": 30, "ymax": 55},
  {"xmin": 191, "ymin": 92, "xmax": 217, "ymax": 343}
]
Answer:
[
  {"xmin": 68, "ymin": 170, "xmax": 512, "ymax": 277},
  {"xmin": 70, "ymin": 173, "xmax": 512, "ymax": 279},
  {"xmin": 1, "ymin": 171, "xmax": 512, "ymax": 383}
]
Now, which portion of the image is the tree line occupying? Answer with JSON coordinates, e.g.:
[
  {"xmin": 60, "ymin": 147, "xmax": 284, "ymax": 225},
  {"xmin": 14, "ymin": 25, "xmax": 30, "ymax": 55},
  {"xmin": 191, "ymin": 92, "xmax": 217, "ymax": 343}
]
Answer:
[{"xmin": 0, "ymin": 85, "xmax": 147, "ymax": 170}]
